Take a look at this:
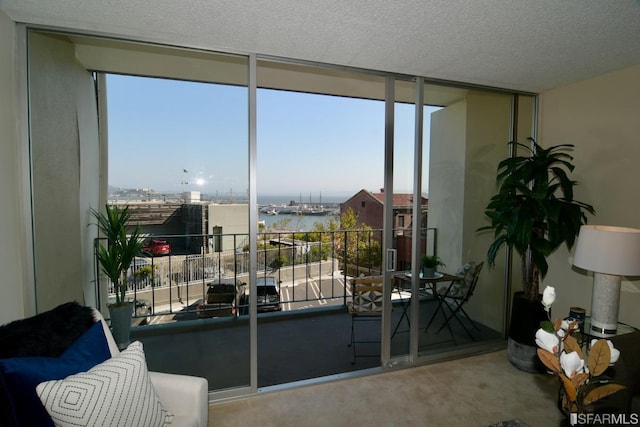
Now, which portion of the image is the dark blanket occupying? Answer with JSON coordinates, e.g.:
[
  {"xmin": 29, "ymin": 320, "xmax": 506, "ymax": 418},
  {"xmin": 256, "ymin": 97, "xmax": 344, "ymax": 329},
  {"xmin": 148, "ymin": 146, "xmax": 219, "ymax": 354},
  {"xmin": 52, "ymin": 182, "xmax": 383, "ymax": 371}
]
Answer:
[
  {"xmin": 0, "ymin": 302, "xmax": 95, "ymax": 358},
  {"xmin": 0, "ymin": 302, "xmax": 96, "ymax": 427}
]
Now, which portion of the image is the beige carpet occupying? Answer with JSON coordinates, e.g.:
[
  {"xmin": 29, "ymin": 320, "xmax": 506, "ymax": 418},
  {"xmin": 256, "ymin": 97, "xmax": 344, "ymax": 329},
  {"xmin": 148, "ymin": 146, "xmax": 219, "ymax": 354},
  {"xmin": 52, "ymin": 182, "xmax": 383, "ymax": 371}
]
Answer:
[{"xmin": 209, "ymin": 350, "xmax": 562, "ymax": 427}]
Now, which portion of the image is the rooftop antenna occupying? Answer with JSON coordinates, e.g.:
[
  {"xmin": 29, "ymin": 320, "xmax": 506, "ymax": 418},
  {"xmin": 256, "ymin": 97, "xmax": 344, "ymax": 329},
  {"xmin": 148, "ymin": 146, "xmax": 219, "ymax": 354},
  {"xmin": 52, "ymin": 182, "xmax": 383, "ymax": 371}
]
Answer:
[{"xmin": 181, "ymin": 169, "xmax": 189, "ymax": 200}]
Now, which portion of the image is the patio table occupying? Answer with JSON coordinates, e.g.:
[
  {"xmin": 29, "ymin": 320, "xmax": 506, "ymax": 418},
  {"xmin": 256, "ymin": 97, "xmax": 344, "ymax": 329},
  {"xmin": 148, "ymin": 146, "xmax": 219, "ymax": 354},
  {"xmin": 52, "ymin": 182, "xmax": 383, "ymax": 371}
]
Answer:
[{"xmin": 392, "ymin": 271, "xmax": 462, "ymax": 337}]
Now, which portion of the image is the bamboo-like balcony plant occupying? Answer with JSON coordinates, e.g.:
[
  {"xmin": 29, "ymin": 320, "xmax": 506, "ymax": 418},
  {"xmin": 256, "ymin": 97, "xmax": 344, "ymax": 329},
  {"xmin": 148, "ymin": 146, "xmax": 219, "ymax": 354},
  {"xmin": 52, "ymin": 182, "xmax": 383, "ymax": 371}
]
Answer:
[{"xmin": 91, "ymin": 204, "xmax": 144, "ymax": 306}]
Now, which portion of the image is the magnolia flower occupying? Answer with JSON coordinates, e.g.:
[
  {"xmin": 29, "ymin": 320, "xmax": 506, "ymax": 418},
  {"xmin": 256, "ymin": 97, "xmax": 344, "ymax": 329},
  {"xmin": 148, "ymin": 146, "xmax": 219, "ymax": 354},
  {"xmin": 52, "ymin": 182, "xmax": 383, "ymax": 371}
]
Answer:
[
  {"xmin": 556, "ymin": 320, "xmax": 576, "ymax": 339},
  {"xmin": 537, "ymin": 322, "xmax": 626, "ymax": 415},
  {"xmin": 560, "ymin": 351, "xmax": 585, "ymax": 377},
  {"xmin": 590, "ymin": 339, "xmax": 620, "ymax": 364},
  {"xmin": 562, "ymin": 319, "xmax": 579, "ymax": 333},
  {"xmin": 536, "ymin": 328, "xmax": 560, "ymax": 353},
  {"xmin": 542, "ymin": 286, "xmax": 556, "ymax": 312}
]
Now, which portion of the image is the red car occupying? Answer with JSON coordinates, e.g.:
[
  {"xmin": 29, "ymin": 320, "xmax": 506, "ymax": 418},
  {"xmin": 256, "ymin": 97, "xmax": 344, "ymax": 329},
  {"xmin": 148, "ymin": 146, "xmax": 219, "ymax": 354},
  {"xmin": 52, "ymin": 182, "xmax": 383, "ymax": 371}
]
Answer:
[{"xmin": 143, "ymin": 239, "xmax": 170, "ymax": 256}]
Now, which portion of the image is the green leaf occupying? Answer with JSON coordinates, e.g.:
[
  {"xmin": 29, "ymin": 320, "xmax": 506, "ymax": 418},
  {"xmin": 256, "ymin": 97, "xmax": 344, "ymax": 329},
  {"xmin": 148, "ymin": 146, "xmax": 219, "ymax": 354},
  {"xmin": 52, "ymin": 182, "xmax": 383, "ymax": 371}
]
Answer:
[
  {"xmin": 91, "ymin": 204, "xmax": 144, "ymax": 304},
  {"xmin": 540, "ymin": 320, "xmax": 555, "ymax": 333}
]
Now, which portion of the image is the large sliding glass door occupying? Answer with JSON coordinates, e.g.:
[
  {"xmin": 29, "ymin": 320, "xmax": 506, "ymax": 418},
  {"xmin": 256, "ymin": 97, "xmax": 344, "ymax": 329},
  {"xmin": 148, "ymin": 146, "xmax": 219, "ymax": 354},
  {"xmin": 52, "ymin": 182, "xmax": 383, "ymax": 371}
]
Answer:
[
  {"xmin": 385, "ymin": 77, "xmax": 418, "ymax": 362},
  {"xmin": 415, "ymin": 84, "xmax": 516, "ymax": 360},
  {"xmin": 384, "ymin": 80, "xmax": 523, "ymax": 365}
]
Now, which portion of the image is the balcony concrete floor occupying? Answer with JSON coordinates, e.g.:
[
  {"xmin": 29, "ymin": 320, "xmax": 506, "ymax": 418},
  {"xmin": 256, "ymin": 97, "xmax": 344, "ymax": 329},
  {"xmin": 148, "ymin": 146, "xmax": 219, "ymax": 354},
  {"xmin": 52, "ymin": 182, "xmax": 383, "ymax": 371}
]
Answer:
[{"xmin": 132, "ymin": 295, "xmax": 503, "ymax": 391}]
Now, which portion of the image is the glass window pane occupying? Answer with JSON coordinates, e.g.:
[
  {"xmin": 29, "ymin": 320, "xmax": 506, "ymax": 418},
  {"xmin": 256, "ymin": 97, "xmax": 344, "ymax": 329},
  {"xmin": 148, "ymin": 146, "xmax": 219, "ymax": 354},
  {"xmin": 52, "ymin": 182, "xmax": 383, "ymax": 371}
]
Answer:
[
  {"xmin": 256, "ymin": 60, "xmax": 386, "ymax": 385},
  {"xmin": 106, "ymin": 52, "xmax": 250, "ymax": 393},
  {"xmin": 419, "ymin": 83, "xmax": 512, "ymax": 356}
]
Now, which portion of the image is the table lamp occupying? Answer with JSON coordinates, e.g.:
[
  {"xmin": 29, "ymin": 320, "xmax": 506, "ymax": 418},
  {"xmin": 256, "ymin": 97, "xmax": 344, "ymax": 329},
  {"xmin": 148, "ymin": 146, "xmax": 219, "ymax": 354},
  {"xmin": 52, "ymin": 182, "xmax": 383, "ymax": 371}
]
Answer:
[{"xmin": 572, "ymin": 225, "xmax": 640, "ymax": 337}]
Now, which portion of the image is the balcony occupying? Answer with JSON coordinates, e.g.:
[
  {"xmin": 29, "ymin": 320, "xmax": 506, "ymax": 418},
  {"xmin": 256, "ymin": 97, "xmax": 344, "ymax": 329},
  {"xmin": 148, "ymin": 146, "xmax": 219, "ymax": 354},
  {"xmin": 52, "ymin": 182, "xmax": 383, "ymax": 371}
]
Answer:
[{"xmin": 96, "ymin": 229, "xmax": 503, "ymax": 393}]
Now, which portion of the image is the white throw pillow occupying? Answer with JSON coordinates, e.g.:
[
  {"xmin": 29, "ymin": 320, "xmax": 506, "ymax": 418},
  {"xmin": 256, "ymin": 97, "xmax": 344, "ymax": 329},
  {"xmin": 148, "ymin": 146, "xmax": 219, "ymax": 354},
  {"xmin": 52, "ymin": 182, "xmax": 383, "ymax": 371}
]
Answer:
[{"xmin": 36, "ymin": 341, "xmax": 171, "ymax": 427}]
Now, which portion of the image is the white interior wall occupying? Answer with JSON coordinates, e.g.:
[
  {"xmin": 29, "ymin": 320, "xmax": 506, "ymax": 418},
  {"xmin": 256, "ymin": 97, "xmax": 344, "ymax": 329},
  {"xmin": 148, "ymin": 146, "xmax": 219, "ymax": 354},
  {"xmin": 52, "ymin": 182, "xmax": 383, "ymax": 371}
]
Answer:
[
  {"xmin": 74, "ymin": 40, "xmax": 247, "ymax": 86},
  {"xmin": 429, "ymin": 99, "xmax": 466, "ymax": 270},
  {"xmin": 540, "ymin": 64, "xmax": 640, "ymax": 329},
  {"xmin": 462, "ymin": 93, "xmax": 513, "ymax": 332},
  {"xmin": 429, "ymin": 92, "xmax": 516, "ymax": 332},
  {"xmin": 77, "ymin": 68, "xmax": 101, "ymax": 308},
  {"xmin": 0, "ymin": 11, "xmax": 28, "ymax": 324},
  {"xmin": 72, "ymin": 36, "xmax": 465, "ymax": 106},
  {"xmin": 28, "ymin": 32, "xmax": 100, "ymax": 311}
]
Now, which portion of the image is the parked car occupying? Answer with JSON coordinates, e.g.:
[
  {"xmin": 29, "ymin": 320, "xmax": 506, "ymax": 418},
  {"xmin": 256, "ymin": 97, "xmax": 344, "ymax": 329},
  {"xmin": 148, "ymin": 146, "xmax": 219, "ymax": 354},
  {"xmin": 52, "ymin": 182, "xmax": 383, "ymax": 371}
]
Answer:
[
  {"xmin": 131, "ymin": 256, "xmax": 151, "ymax": 269},
  {"xmin": 125, "ymin": 257, "xmax": 155, "ymax": 288},
  {"xmin": 130, "ymin": 299, "xmax": 151, "ymax": 326},
  {"xmin": 196, "ymin": 280, "xmax": 243, "ymax": 318},
  {"xmin": 142, "ymin": 239, "xmax": 170, "ymax": 256},
  {"xmin": 256, "ymin": 276, "xmax": 281, "ymax": 313},
  {"xmin": 128, "ymin": 256, "xmax": 151, "ymax": 277},
  {"xmin": 133, "ymin": 299, "xmax": 152, "ymax": 318}
]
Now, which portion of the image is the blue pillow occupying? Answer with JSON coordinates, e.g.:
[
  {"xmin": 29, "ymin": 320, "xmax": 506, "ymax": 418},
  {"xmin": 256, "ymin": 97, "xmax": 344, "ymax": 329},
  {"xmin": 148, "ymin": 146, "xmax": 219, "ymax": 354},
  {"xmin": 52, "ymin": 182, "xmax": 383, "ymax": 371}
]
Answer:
[{"xmin": 0, "ymin": 320, "xmax": 111, "ymax": 427}]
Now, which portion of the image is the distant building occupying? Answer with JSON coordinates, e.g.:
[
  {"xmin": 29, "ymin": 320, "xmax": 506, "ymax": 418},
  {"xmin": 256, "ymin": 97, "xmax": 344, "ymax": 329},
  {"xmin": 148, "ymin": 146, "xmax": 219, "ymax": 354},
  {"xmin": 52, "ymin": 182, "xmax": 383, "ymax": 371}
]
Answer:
[
  {"xmin": 207, "ymin": 204, "xmax": 249, "ymax": 253},
  {"xmin": 340, "ymin": 189, "xmax": 428, "ymax": 270},
  {"xmin": 117, "ymin": 202, "xmax": 206, "ymax": 254},
  {"xmin": 183, "ymin": 191, "xmax": 201, "ymax": 203},
  {"xmin": 340, "ymin": 189, "xmax": 427, "ymax": 231}
]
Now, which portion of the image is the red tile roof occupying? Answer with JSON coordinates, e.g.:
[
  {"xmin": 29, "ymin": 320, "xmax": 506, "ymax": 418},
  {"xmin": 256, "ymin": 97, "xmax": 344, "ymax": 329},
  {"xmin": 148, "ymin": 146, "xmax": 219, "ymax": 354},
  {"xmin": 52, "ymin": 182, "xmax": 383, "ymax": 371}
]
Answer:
[{"xmin": 371, "ymin": 192, "xmax": 427, "ymax": 207}]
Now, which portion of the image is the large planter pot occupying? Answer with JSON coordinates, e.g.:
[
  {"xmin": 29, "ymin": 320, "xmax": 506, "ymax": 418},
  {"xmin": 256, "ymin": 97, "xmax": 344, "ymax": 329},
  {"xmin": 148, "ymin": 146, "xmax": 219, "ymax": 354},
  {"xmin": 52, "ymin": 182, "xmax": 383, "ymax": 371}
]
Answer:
[
  {"xmin": 108, "ymin": 303, "xmax": 133, "ymax": 350},
  {"xmin": 507, "ymin": 291, "xmax": 548, "ymax": 373}
]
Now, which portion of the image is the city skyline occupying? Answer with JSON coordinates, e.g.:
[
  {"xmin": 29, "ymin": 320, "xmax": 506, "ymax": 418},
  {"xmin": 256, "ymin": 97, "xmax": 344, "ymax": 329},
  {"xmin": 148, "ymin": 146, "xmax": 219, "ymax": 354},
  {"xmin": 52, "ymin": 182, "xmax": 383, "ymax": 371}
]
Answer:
[{"xmin": 107, "ymin": 184, "xmax": 392, "ymax": 205}]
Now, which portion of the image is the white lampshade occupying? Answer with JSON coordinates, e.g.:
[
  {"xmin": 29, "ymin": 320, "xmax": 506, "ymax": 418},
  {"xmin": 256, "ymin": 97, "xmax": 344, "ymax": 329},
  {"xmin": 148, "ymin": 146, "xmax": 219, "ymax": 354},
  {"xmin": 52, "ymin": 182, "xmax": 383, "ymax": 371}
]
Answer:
[
  {"xmin": 572, "ymin": 225, "xmax": 640, "ymax": 337},
  {"xmin": 573, "ymin": 225, "xmax": 640, "ymax": 276}
]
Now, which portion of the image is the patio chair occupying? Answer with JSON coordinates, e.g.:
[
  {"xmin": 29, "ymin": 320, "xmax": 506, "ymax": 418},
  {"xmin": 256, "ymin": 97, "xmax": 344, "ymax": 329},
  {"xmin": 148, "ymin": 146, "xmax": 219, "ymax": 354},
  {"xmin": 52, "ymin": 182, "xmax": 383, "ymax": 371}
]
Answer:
[
  {"xmin": 347, "ymin": 276, "xmax": 383, "ymax": 364},
  {"xmin": 426, "ymin": 261, "xmax": 484, "ymax": 340}
]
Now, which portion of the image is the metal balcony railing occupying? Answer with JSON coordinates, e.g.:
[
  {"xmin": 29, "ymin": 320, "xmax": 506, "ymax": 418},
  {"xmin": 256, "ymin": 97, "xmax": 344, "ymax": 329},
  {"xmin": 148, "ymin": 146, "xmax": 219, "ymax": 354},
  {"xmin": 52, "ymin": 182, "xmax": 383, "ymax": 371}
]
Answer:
[{"xmin": 94, "ymin": 227, "xmax": 434, "ymax": 324}]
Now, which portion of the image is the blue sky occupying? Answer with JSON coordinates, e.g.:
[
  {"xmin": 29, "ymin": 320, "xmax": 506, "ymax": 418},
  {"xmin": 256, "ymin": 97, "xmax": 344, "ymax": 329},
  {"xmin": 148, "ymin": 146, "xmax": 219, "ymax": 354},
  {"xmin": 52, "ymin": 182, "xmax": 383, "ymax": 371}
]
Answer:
[{"xmin": 107, "ymin": 74, "xmax": 438, "ymax": 200}]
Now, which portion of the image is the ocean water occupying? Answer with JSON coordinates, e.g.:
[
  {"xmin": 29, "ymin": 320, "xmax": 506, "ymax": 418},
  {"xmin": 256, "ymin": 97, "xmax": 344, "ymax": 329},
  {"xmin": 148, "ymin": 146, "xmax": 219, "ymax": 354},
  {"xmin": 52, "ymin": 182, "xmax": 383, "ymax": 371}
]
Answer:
[
  {"xmin": 257, "ymin": 193, "xmax": 349, "ymax": 206},
  {"xmin": 257, "ymin": 194, "xmax": 345, "ymax": 231},
  {"xmin": 258, "ymin": 213, "xmax": 339, "ymax": 231}
]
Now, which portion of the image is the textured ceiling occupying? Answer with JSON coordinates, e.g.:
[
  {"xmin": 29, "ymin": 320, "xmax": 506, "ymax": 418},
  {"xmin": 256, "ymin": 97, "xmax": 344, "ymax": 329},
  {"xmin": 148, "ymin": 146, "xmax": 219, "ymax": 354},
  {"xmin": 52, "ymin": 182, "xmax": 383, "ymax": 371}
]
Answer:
[{"xmin": 1, "ymin": 0, "xmax": 639, "ymax": 92}]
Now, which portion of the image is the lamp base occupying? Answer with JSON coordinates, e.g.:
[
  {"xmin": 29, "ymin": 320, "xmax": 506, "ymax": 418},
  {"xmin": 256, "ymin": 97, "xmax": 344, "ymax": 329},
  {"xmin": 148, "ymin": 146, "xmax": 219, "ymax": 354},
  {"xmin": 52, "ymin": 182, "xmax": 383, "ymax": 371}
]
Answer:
[
  {"xmin": 589, "ymin": 322, "xmax": 617, "ymax": 337},
  {"xmin": 590, "ymin": 272, "xmax": 621, "ymax": 338}
]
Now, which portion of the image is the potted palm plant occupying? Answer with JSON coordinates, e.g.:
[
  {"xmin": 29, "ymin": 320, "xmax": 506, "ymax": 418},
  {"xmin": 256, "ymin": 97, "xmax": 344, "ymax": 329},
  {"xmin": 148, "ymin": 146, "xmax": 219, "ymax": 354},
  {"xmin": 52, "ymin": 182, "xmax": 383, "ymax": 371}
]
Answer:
[
  {"xmin": 478, "ymin": 138, "xmax": 595, "ymax": 372},
  {"xmin": 91, "ymin": 204, "xmax": 144, "ymax": 349},
  {"xmin": 421, "ymin": 254, "xmax": 445, "ymax": 278}
]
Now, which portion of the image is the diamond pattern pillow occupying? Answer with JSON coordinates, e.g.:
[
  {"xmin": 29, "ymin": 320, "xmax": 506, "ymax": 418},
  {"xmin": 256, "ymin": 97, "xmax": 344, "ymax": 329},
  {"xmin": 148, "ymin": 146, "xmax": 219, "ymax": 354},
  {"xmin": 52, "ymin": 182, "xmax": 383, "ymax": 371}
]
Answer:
[
  {"xmin": 441, "ymin": 262, "xmax": 477, "ymax": 298},
  {"xmin": 36, "ymin": 341, "xmax": 171, "ymax": 427},
  {"xmin": 353, "ymin": 290, "xmax": 383, "ymax": 312}
]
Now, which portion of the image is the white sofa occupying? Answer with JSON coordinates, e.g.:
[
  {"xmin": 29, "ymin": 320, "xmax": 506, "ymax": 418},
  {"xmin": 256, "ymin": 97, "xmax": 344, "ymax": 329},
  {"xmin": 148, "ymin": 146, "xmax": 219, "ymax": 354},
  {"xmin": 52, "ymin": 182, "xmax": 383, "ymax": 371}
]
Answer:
[{"xmin": 94, "ymin": 310, "xmax": 209, "ymax": 427}]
